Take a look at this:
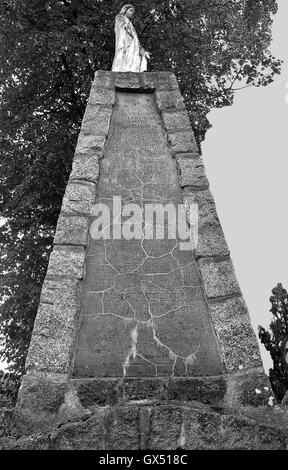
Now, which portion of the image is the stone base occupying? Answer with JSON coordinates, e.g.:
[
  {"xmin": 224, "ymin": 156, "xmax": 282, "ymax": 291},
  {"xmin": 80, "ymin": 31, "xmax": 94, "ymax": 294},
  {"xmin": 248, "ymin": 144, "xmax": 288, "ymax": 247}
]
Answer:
[
  {"xmin": 14, "ymin": 368, "xmax": 277, "ymax": 437},
  {"xmin": 1, "ymin": 400, "xmax": 288, "ymax": 450}
]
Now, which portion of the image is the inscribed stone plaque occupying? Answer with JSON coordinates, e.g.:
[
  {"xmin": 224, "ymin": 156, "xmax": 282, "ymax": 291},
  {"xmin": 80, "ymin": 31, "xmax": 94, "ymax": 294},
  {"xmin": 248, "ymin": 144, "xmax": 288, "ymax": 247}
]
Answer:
[{"xmin": 73, "ymin": 92, "xmax": 223, "ymax": 378}]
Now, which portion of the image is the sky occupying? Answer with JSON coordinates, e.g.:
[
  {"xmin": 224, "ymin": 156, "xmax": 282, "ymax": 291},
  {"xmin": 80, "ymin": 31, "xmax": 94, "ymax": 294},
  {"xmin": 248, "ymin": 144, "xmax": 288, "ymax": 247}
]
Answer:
[{"xmin": 202, "ymin": 0, "xmax": 288, "ymax": 371}]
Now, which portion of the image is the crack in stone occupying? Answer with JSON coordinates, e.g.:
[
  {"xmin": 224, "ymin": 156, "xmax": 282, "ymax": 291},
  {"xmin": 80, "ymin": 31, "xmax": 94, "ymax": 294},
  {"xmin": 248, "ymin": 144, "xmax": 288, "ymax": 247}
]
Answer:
[{"xmin": 76, "ymin": 94, "xmax": 216, "ymax": 379}]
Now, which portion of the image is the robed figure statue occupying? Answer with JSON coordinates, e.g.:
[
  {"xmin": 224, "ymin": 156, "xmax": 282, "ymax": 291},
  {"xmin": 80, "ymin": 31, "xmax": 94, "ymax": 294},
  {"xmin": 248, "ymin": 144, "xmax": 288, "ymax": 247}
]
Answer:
[{"xmin": 112, "ymin": 4, "xmax": 151, "ymax": 72}]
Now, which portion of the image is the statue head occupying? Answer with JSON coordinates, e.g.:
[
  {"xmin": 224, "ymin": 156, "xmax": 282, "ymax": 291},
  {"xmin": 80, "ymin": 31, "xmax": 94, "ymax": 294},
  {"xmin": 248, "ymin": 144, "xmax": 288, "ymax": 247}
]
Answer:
[{"xmin": 119, "ymin": 4, "xmax": 135, "ymax": 19}]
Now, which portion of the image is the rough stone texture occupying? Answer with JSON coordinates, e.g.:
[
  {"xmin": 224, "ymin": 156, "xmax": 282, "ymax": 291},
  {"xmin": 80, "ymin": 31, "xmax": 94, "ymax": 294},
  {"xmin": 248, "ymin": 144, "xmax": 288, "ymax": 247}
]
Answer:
[
  {"xmin": 1, "ymin": 401, "xmax": 287, "ymax": 450},
  {"xmin": 70, "ymin": 153, "xmax": 100, "ymax": 183},
  {"xmin": 142, "ymin": 72, "xmax": 179, "ymax": 91},
  {"xmin": 176, "ymin": 155, "xmax": 209, "ymax": 189},
  {"xmin": 162, "ymin": 111, "xmax": 192, "ymax": 131},
  {"xmin": 227, "ymin": 369, "xmax": 275, "ymax": 408},
  {"xmin": 74, "ymin": 90, "xmax": 223, "ymax": 379},
  {"xmin": 46, "ymin": 245, "xmax": 85, "ymax": 279},
  {"xmin": 184, "ymin": 190, "xmax": 230, "ymax": 259},
  {"xmin": 168, "ymin": 131, "xmax": 198, "ymax": 154},
  {"xmin": 81, "ymin": 105, "xmax": 112, "ymax": 136},
  {"xmin": 25, "ymin": 278, "xmax": 80, "ymax": 374},
  {"xmin": 199, "ymin": 259, "xmax": 241, "ymax": 299},
  {"xmin": 54, "ymin": 214, "xmax": 89, "ymax": 246},
  {"xmin": 16, "ymin": 72, "xmax": 271, "ymax": 441},
  {"xmin": 61, "ymin": 181, "xmax": 96, "ymax": 215},
  {"xmin": 15, "ymin": 372, "xmax": 68, "ymax": 433},
  {"xmin": 89, "ymin": 86, "xmax": 115, "ymax": 106},
  {"xmin": 155, "ymin": 90, "xmax": 186, "ymax": 111},
  {"xmin": 208, "ymin": 297, "xmax": 263, "ymax": 372},
  {"xmin": 114, "ymin": 72, "xmax": 141, "ymax": 89},
  {"xmin": 70, "ymin": 376, "xmax": 226, "ymax": 407},
  {"xmin": 74, "ymin": 133, "xmax": 107, "ymax": 159}
]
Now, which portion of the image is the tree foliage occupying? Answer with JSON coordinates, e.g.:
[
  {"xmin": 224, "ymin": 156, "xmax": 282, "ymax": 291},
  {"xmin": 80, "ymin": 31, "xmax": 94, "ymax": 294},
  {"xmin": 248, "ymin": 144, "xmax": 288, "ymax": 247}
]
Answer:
[
  {"xmin": 0, "ymin": 0, "xmax": 282, "ymax": 380},
  {"xmin": 259, "ymin": 284, "xmax": 288, "ymax": 402}
]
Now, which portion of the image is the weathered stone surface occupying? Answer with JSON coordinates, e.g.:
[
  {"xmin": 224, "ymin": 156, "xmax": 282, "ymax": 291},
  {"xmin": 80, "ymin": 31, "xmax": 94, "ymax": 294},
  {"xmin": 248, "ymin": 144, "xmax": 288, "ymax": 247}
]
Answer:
[
  {"xmin": 162, "ymin": 111, "xmax": 192, "ymax": 131},
  {"xmin": 2, "ymin": 400, "xmax": 288, "ymax": 449},
  {"xmin": 75, "ymin": 134, "xmax": 107, "ymax": 157},
  {"xmin": 219, "ymin": 415, "xmax": 257, "ymax": 449},
  {"xmin": 74, "ymin": 379, "xmax": 119, "ymax": 407},
  {"xmin": 149, "ymin": 406, "xmax": 183, "ymax": 449},
  {"xmin": 70, "ymin": 153, "xmax": 100, "ymax": 183},
  {"xmin": 199, "ymin": 259, "xmax": 241, "ymax": 299},
  {"xmin": 71, "ymin": 376, "xmax": 226, "ymax": 407},
  {"xmin": 94, "ymin": 70, "xmax": 114, "ymax": 89},
  {"xmin": 51, "ymin": 413, "xmax": 106, "ymax": 450},
  {"xmin": 54, "ymin": 214, "xmax": 89, "ymax": 246},
  {"xmin": 89, "ymin": 86, "xmax": 115, "ymax": 106},
  {"xmin": 61, "ymin": 181, "xmax": 96, "ymax": 215},
  {"xmin": 176, "ymin": 155, "xmax": 209, "ymax": 188},
  {"xmin": 16, "ymin": 72, "xmax": 273, "ymax": 440},
  {"xmin": 74, "ymin": 90, "xmax": 223, "ymax": 379},
  {"xmin": 57, "ymin": 390, "xmax": 91, "ymax": 426},
  {"xmin": 46, "ymin": 245, "xmax": 85, "ymax": 279},
  {"xmin": 81, "ymin": 105, "xmax": 112, "ymax": 136},
  {"xmin": 114, "ymin": 72, "xmax": 141, "ymax": 89},
  {"xmin": 168, "ymin": 131, "xmax": 198, "ymax": 154},
  {"xmin": 0, "ymin": 434, "xmax": 50, "ymax": 450},
  {"xmin": 167, "ymin": 377, "xmax": 226, "ymax": 404},
  {"xmin": 228, "ymin": 369, "xmax": 275, "ymax": 408},
  {"xmin": 184, "ymin": 406, "xmax": 223, "ymax": 449},
  {"xmin": 184, "ymin": 190, "xmax": 230, "ymax": 259},
  {"xmin": 106, "ymin": 407, "xmax": 140, "ymax": 450},
  {"xmin": 142, "ymin": 72, "xmax": 179, "ymax": 91},
  {"xmin": 155, "ymin": 89, "xmax": 185, "ymax": 111},
  {"xmin": 258, "ymin": 424, "xmax": 287, "ymax": 450},
  {"xmin": 208, "ymin": 297, "xmax": 262, "ymax": 372},
  {"xmin": 25, "ymin": 278, "xmax": 80, "ymax": 373},
  {"xmin": 16, "ymin": 372, "xmax": 68, "ymax": 433}
]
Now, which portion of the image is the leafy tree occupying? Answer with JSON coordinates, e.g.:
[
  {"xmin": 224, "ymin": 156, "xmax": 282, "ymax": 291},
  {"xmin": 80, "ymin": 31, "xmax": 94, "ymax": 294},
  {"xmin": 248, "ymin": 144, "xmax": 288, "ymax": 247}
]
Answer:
[
  {"xmin": 0, "ymin": 0, "xmax": 282, "ymax": 384},
  {"xmin": 259, "ymin": 284, "xmax": 288, "ymax": 403},
  {"xmin": 0, "ymin": 369, "xmax": 20, "ymax": 406}
]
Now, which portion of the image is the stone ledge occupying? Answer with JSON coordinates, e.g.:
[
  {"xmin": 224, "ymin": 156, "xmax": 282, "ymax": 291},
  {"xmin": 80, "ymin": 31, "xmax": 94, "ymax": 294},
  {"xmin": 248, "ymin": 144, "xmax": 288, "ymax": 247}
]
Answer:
[{"xmin": 74, "ymin": 133, "xmax": 107, "ymax": 159}]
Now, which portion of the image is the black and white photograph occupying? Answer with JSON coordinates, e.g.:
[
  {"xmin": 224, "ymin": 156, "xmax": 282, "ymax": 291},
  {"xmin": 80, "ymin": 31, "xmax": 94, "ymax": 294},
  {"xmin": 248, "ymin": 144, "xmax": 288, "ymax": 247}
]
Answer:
[{"xmin": 0, "ymin": 0, "xmax": 288, "ymax": 455}]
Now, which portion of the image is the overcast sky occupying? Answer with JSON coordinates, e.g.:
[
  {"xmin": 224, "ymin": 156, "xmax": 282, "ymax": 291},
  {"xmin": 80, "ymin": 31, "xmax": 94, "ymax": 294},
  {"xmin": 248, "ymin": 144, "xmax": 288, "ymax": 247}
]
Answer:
[{"xmin": 202, "ymin": 0, "xmax": 288, "ymax": 371}]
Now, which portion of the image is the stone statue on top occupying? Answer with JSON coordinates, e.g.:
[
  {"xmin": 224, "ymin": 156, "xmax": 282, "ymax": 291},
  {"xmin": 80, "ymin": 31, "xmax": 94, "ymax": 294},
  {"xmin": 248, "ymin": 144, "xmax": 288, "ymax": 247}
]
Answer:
[{"xmin": 112, "ymin": 4, "xmax": 151, "ymax": 72}]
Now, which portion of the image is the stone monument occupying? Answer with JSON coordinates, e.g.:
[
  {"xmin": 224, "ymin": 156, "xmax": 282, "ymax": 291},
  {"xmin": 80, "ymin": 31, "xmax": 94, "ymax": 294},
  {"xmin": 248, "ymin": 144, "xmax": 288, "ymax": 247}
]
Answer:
[{"xmin": 7, "ymin": 69, "xmax": 287, "ymax": 450}]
